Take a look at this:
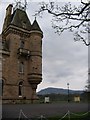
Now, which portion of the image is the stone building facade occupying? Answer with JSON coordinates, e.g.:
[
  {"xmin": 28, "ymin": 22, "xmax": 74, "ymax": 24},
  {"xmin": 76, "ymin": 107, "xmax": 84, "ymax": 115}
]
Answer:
[{"xmin": 1, "ymin": 4, "xmax": 43, "ymax": 103}]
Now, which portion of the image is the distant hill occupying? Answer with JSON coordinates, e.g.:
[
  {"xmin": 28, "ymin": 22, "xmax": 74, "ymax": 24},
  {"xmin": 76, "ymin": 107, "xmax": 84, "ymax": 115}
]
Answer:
[{"xmin": 37, "ymin": 87, "xmax": 83, "ymax": 95}]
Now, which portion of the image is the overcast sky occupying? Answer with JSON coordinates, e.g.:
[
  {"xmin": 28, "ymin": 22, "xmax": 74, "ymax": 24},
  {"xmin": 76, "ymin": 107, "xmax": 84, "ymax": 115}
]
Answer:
[{"xmin": 0, "ymin": 0, "xmax": 88, "ymax": 91}]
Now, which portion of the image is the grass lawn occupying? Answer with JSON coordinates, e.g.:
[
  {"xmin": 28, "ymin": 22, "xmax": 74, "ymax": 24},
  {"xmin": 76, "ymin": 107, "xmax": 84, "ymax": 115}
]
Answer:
[{"xmin": 47, "ymin": 112, "xmax": 90, "ymax": 120}]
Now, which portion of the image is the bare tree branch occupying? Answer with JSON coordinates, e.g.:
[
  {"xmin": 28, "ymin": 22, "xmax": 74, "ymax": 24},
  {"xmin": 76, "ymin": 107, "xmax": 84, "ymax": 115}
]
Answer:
[
  {"xmin": 36, "ymin": 1, "xmax": 90, "ymax": 46},
  {"xmin": 37, "ymin": 2, "xmax": 90, "ymax": 17}
]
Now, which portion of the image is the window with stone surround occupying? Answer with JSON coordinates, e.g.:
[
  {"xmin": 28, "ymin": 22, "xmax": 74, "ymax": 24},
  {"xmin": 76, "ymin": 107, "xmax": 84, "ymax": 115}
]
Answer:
[
  {"xmin": 20, "ymin": 40, "xmax": 24, "ymax": 48},
  {"xmin": 0, "ymin": 80, "xmax": 4, "ymax": 96},
  {"xmin": 19, "ymin": 61, "xmax": 24, "ymax": 74},
  {"xmin": 18, "ymin": 81, "xmax": 23, "ymax": 97}
]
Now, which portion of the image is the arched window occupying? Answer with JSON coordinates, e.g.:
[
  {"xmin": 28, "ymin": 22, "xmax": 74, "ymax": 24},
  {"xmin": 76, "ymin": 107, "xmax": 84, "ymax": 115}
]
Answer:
[
  {"xmin": 19, "ymin": 62, "xmax": 24, "ymax": 73},
  {"xmin": 18, "ymin": 81, "xmax": 23, "ymax": 97}
]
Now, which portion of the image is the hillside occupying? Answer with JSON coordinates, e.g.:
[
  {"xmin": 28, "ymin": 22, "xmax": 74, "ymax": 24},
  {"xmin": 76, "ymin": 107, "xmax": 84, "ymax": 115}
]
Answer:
[{"xmin": 37, "ymin": 87, "xmax": 83, "ymax": 95}]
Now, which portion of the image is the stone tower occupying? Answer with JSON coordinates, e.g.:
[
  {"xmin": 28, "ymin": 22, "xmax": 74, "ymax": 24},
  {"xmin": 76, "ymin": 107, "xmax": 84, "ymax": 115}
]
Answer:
[{"xmin": 1, "ymin": 4, "xmax": 43, "ymax": 103}]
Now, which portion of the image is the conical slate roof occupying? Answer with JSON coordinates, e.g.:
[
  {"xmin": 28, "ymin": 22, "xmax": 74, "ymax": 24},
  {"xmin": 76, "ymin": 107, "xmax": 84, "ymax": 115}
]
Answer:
[
  {"xmin": 31, "ymin": 19, "xmax": 42, "ymax": 33},
  {"xmin": 11, "ymin": 9, "xmax": 31, "ymax": 31},
  {"xmin": 3, "ymin": 4, "xmax": 43, "ymax": 33}
]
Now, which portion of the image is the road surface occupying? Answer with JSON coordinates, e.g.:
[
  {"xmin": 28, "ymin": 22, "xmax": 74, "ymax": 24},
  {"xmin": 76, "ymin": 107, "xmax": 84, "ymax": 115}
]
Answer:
[{"xmin": 2, "ymin": 102, "xmax": 89, "ymax": 119}]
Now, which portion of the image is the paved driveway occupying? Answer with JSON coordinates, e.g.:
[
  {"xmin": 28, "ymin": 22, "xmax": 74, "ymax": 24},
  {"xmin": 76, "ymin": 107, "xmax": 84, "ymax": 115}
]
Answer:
[{"xmin": 2, "ymin": 102, "xmax": 89, "ymax": 119}]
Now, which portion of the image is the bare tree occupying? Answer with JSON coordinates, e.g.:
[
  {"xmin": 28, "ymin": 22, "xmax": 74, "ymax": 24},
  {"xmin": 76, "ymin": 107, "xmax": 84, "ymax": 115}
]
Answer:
[{"xmin": 36, "ymin": 0, "xmax": 90, "ymax": 46}]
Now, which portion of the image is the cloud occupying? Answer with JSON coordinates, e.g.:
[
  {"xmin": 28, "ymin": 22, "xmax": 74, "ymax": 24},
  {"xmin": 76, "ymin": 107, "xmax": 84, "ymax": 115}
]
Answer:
[{"xmin": 41, "ymin": 22, "xmax": 88, "ymax": 90}]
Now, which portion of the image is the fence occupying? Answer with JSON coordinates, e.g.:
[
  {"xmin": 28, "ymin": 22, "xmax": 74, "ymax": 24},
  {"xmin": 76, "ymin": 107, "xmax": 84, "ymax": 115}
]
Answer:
[{"xmin": 18, "ymin": 109, "xmax": 90, "ymax": 120}]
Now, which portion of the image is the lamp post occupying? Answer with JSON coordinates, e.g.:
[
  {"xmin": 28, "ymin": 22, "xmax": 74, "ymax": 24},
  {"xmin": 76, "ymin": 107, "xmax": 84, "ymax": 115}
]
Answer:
[{"xmin": 67, "ymin": 83, "xmax": 70, "ymax": 103}]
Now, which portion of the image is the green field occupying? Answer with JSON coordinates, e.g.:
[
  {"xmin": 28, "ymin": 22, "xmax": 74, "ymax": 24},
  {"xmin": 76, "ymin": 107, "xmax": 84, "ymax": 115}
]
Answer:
[{"xmin": 47, "ymin": 112, "xmax": 90, "ymax": 120}]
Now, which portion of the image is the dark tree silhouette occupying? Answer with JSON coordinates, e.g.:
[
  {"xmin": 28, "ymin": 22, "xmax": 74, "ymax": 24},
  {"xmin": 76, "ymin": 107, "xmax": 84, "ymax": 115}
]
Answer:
[{"xmin": 36, "ymin": 0, "xmax": 90, "ymax": 46}]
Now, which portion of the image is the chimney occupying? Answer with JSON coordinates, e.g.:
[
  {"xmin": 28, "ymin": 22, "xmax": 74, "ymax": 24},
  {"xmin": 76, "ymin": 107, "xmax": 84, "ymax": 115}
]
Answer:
[
  {"xmin": 2, "ymin": 4, "xmax": 13, "ymax": 32},
  {"xmin": 6, "ymin": 4, "xmax": 13, "ymax": 17}
]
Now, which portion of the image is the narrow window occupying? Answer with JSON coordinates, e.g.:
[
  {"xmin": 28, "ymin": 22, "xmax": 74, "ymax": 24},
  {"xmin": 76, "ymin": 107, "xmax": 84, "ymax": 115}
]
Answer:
[
  {"xmin": 2, "ymin": 80, "xmax": 4, "ymax": 96},
  {"xmin": 19, "ymin": 81, "xmax": 23, "ymax": 97},
  {"xmin": 19, "ymin": 62, "xmax": 24, "ymax": 73},
  {"xmin": 2, "ymin": 40, "xmax": 6, "ymax": 50},
  {"xmin": 22, "ymin": 22, "xmax": 26, "ymax": 29},
  {"xmin": 0, "ymin": 80, "xmax": 4, "ymax": 96},
  {"xmin": 20, "ymin": 41, "xmax": 24, "ymax": 48},
  {"xmin": 0, "ymin": 80, "xmax": 2, "ymax": 96},
  {"xmin": 2, "ymin": 40, "xmax": 10, "ymax": 50}
]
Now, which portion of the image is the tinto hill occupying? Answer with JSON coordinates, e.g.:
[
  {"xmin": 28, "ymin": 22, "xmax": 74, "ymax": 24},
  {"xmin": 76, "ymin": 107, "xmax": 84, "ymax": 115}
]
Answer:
[
  {"xmin": 37, "ymin": 87, "xmax": 88, "ymax": 102},
  {"xmin": 37, "ymin": 87, "xmax": 83, "ymax": 95}
]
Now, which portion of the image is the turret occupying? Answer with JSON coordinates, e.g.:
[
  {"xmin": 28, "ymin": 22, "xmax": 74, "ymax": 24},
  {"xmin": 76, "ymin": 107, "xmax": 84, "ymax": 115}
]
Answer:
[{"xmin": 28, "ymin": 18, "xmax": 43, "ymax": 100}]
